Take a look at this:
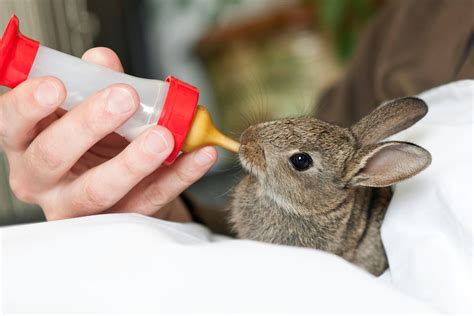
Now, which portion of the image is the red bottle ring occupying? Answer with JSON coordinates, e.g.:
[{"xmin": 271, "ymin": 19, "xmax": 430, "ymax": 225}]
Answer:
[{"xmin": 158, "ymin": 76, "xmax": 199, "ymax": 164}]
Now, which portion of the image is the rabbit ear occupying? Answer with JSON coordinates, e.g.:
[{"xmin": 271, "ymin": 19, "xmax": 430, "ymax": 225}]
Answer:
[
  {"xmin": 346, "ymin": 141, "xmax": 431, "ymax": 187},
  {"xmin": 350, "ymin": 97, "xmax": 428, "ymax": 146}
]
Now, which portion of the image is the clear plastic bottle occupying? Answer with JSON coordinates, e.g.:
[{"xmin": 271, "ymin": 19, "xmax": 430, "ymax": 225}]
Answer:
[{"xmin": 29, "ymin": 45, "xmax": 170, "ymax": 141}]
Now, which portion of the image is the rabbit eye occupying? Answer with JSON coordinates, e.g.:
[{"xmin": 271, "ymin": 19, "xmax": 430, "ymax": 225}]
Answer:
[{"xmin": 289, "ymin": 152, "xmax": 313, "ymax": 171}]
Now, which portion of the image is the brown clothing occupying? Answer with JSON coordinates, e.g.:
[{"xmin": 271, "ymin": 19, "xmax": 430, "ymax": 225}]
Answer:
[{"xmin": 315, "ymin": 0, "xmax": 474, "ymax": 127}]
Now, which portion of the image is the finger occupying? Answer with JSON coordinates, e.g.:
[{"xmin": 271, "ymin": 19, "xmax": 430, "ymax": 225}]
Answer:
[
  {"xmin": 23, "ymin": 84, "xmax": 139, "ymax": 185},
  {"xmin": 54, "ymin": 126, "xmax": 174, "ymax": 218},
  {"xmin": 113, "ymin": 146, "xmax": 217, "ymax": 215},
  {"xmin": 152, "ymin": 198, "xmax": 193, "ymax": 222},
  {"xmin": 82, "ymin": 47, "xmax": 124, "ymax": 72},
  {"xmin": 0, "ymin": 77, "xmax": 66, "ymax": 150}
]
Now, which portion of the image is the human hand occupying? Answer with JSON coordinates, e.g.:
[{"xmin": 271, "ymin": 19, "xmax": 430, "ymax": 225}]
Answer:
[{"xmin": 0, "ymin": 47, "xmax": 217, "ymax": 221}]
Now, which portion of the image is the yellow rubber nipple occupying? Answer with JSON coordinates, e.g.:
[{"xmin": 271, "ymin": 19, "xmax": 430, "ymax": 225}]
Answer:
[{"xmin": 182, "ymin": 106, "xmax": 240, "ymax": 153}]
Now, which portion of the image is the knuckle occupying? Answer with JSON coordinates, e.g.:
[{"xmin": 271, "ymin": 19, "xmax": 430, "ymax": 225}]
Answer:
[
  {"xmin": 175, "ymin": 167, "xmax": 195, "ymax": 186},
  {"xmin": 6, "ymin": 91, "xmax": 30, "ymax": 122},
  {"xmin": 143, "ymin": 186, "xmax": 170, "ymax": 209},
  {"xmin": 13, "ymin": 99, "xmax": 30, "ymax": 123},
  {"xmin": 120, "ymin": 152, "xmax": 142, "ymax": 178},
  {"xmin": 83, "ymin": 107, "xmax": 106, "ymax": 136},
  {"xmin": 27, "ymin": 140, "xmax": 64, "ymax": 171},
  {"xmin": 81, "ymin": 178, "xmax": 114, "ymax": 210}
]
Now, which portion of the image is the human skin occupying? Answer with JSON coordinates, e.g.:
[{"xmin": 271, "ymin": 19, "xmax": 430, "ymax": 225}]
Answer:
[{"xmin": 0, "ymin": 47, "xmax": 217, "ymax": 222}]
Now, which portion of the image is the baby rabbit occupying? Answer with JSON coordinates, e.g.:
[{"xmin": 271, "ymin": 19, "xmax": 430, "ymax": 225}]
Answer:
[{"xmin": 230, "ymin": 97, "xmax": 431, "ymax": 276}]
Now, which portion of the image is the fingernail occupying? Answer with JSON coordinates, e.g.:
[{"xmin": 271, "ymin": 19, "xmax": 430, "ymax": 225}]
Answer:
[
  {"xmin": 106, "ymin": 87, "xmax": 133, "ymax": 114},
  {"xmin": 34, "ymin": 81, "xmax": 59, "ymax": 107},
  {"xmin": 194, "ymin": 147, "xmax": 215, "ymax": 166},
  {"xmin": 144, "ymin": 130, "xmax": 169, "ymax": 154}
]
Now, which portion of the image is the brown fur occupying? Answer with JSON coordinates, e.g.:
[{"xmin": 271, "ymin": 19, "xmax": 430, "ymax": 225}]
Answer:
[{"xmin": 230, "ymin": 97, "xmax": 432, "ymax": 276}]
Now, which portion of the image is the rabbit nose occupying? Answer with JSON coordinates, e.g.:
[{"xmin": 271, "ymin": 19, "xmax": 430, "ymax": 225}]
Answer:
[{"xmin": 240, "ymin": 126, "xmax": 258, "ymax": 145}]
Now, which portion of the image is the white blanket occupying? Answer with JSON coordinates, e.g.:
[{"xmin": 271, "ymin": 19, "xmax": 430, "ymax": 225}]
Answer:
[
  {"xmin": 1, "ymin": 80, "xmax": 472, "ymax": 314},
  {"xmin": 0, "ymin": 214, "xmax": 432, "ymax": 314},
  {"xmin": 383, "ymin": 79, "xmax": 473, "ymax": 313}
]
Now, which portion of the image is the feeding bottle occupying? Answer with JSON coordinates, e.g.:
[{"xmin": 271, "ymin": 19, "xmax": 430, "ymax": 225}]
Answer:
[{"xmin": 0, "ymin": 15, "xmax": 239, "ymax": 164}]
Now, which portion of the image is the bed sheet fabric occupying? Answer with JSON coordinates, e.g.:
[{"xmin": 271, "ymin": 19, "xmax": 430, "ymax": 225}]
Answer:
[
  {"xmin": 382, "ymin": 79, "xmax": 473, "ymax": 313},
  {"xmin": 1, "ymin": 214, "xmax": 432, "ymax": 314},
  {"xmin": 1, "ymin": 80, "xmax": 472, "ymax": 314}
]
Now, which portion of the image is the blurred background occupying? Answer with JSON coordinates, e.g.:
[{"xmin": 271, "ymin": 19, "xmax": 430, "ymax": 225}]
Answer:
[{"xmin": 0, "ymin": 0, "xmax": 384, "ymax": 228}]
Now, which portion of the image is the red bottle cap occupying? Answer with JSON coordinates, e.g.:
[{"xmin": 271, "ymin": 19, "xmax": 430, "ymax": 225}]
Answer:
[
  {"xmin": 0, "ymin": 15, "xmax": 39, "ymax": 88},
  {"xmin": 159, "ymin": 76, "xmax": 199, "ymax": 164}
]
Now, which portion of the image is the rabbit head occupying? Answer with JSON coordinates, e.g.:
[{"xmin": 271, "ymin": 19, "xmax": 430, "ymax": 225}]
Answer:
[{"xmin": 237, "ymin": 97, "xmax": 431, "ymax": 215}]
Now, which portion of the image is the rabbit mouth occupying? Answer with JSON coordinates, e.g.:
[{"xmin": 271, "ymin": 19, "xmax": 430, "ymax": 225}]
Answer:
[
  {"xmin": 239, "ymin": 125, "xmax": 266, "ymax": 177},
  {"xmin": 239, "ymin": 142, "xmax": 266, "ymax": 178}
]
